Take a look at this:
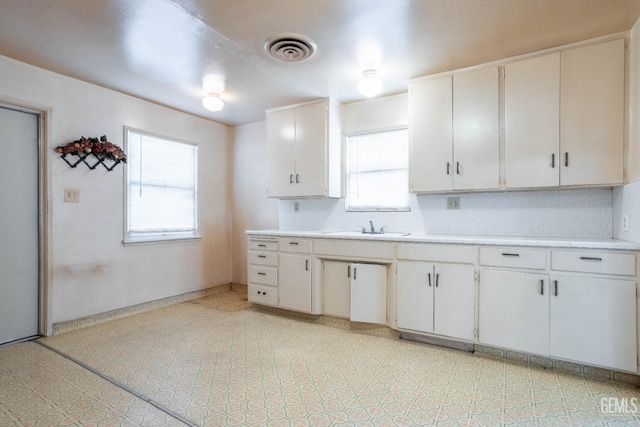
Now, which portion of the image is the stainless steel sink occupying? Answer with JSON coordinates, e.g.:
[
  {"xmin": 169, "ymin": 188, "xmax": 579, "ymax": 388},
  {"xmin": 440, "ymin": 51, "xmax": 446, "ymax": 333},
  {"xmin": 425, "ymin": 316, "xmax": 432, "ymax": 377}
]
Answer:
[{"xmin": 321, "ymin": 231, "xmax": 411, "ymax": 237}]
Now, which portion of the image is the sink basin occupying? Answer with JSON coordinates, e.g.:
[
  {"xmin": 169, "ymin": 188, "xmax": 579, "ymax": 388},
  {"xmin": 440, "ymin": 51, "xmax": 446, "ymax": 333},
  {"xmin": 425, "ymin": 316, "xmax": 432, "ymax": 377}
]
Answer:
[{"xmin": 321, "ymin": 231, "xmax": 411, "ymax": 237}]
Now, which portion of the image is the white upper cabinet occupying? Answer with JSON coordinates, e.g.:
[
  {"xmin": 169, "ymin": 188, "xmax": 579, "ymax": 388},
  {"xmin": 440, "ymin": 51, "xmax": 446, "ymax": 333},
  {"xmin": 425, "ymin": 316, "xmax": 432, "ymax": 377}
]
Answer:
[
  {"xmin": 452, "ymin": 66, "xmax": 500, "ymax": 191},
  {"xmin": 505, "ymin": 53, "xmax": 561, "ymax": 188},
  {"xmin": 560, "ymin": 39, "xmax": 625, "ymax": 186},
  {"xmin": 266, "ymin": 99, "xmax": 342, "ymax": 198},
  {"xmin": 409, "ymin": 67, "xmax": 499, "ymax": 192}
]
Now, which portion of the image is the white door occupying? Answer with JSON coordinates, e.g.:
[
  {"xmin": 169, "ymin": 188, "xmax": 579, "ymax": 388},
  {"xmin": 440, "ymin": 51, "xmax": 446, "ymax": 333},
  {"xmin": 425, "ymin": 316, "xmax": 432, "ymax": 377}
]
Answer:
[
  {"xmin": 409, "ymin": 76, "xmax": 453, "ymax": 192},
  {"xmin": 350, "ymin": 263, "xmax": 387, "ymax": 324},
  {"xmin": 453, "ymin": 67, "xmax": 500, "ymax": 190},
  {"xmin": 396, "ymin": 261, "xmax": 434, "ymax": 333},
  {"xmin": 278, "ymin": 253, "xmax": 312, "ymax": 312},
  {"xmin": 293, "ymin": 101, "xmax": 327, "ymax": 197},
  {"xmin": 504, "ymin": 53, "xmax": 560, "ymax": 188},
  {"xmin": 266, "ymin": 108, "xmax": 296, "ymax": 197},
  {"xmin": 560, "ymin": 39, "xmax": 625, "ymax": 186},
  {"xmin": 550, "ymin": 275, "xmax": 636, "ymax": 372},
  {"xmin": 434, "ymin": 264, "xmax": 475, "ymax": 340},
  {"xmin": 0, "ymin": 107, "xmax": 39, "ymax": 344},
  {"xmin": 322, "ymin": 260, "xmax": 350, "ymax": 318},
  {"xmin": 478, "ymin": 269, "xmax": 549, "ymax": 356}
]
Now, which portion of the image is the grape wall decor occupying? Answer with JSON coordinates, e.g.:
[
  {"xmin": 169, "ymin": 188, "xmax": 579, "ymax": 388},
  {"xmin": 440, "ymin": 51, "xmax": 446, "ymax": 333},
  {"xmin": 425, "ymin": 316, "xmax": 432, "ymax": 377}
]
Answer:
[{"xmin": 55, "ymin": 135, "xmax": 126, "ymax": 171}]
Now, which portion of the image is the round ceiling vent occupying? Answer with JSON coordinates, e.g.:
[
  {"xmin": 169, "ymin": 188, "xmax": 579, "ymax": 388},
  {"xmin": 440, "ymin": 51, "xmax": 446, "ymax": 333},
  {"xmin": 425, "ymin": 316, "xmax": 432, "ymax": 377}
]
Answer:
[{"xmin": 264, "ymin": 33, "xmax": 317, "ymax": 62}]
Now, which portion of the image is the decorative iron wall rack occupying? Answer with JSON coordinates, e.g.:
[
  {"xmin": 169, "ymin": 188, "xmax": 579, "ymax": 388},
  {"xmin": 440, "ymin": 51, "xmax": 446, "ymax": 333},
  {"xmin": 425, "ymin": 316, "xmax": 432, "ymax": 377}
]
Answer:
[
  {"xmin": 56, "ymin": 135, "xmax": 126, "ymax": 172},
  {"xmin": 60, "ymin": 152, "xmax": 124, "ymax": 171}
]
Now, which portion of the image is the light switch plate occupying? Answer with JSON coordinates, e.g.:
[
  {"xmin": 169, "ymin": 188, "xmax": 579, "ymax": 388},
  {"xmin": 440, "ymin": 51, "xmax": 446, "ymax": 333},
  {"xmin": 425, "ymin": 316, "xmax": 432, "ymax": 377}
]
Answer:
[
  {"xmin": 447, "ymin": 197, "xmax": 460, "ymax": 210},
  {"xmin": 64, "ymin": 188, "xmax": 79, "ymax": 203}
]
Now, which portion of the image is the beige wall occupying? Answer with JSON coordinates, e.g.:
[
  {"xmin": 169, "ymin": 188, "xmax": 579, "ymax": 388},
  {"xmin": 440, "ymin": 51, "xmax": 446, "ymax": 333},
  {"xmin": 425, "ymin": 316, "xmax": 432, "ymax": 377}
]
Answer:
[
  {"xmin": 230, "ymin": 121, "xmax": 279, "ymax": 284},
  {"xmin": 628, "ymin": 18, "xmax": 640, "ymax": 183},
  {"xmin": 0, "ymin": 55, "xmax": 232, "ymax": 331}
]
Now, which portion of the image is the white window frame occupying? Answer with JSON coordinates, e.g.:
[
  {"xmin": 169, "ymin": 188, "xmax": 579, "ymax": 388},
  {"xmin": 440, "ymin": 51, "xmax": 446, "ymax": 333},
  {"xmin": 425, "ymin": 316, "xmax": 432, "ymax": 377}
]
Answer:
[
  {"xmin": 345, "ymin": 126, "xmax": 411, "ymax": 212},
  {"xmin": 123, "ymin": 127, "xmax": 200, "ymax": 245}
]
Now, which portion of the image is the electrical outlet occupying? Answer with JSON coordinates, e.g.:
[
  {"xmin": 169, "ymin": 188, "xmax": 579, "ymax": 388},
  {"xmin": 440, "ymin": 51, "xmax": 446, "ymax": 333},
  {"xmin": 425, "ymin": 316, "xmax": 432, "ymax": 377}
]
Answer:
[
  {"xmin": 64, "ymin": 188, "xmax": 79, "ymax": 203},
  {"xmin": 447, "ymin": 197, "xmax": 460, "ymax": 210},
  {"xmin": 294, "ymin": 202, "xmax": 299, "ymax": 212},
  {"xmin": 623, "ymin": 215, "xmax": 629, "ymax": 232}
]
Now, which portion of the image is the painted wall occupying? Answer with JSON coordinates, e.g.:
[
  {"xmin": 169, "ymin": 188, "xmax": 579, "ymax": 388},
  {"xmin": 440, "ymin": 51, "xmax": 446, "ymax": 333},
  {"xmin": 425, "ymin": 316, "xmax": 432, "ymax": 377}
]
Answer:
[
  {"xmin": 231, "ymin": 122, "xmax": 279, "ymax": 284},
  {"xmin": 0, "ymin": 55, "xmax": 232, "ymax": 330}
]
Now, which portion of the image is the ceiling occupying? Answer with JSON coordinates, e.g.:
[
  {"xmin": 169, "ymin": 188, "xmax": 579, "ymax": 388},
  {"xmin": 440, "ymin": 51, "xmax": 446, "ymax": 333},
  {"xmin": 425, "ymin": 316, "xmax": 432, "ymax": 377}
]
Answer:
[{"xmin": 0, "ymin": 0, "xmax": 639, "ymax": 126}]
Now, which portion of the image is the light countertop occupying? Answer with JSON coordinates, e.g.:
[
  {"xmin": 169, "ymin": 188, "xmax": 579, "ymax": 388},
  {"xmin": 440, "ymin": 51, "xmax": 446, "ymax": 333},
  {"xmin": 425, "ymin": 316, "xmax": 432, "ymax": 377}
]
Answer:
[{"xmin": 246, "ymin": 230, "xmax": 640, "ymax": 251}]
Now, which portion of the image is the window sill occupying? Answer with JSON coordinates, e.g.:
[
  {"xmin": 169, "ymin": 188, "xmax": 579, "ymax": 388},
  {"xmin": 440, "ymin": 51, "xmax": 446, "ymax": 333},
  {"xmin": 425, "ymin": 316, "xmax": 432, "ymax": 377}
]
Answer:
[{"xmin": 123, "ymin": 232, "xmax": 202, "ymax": 246}]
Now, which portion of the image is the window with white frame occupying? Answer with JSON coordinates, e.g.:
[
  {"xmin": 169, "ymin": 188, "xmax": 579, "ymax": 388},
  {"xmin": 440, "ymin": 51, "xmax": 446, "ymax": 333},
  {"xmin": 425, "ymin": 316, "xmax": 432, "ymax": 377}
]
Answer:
[
  {"xmin": 124, "ymin": 128, "xmax": 199, "ymax": 243},
  {"xmin": 346, "ymin": 128, "xmax": 410, "ymax": 211}
]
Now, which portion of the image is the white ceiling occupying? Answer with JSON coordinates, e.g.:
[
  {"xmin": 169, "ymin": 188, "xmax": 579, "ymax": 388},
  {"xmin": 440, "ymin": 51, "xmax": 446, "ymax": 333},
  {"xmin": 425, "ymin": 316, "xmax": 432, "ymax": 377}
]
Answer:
[{"xmin": 0, "ymin": 0, "xmax": 639, "ymax": 126}]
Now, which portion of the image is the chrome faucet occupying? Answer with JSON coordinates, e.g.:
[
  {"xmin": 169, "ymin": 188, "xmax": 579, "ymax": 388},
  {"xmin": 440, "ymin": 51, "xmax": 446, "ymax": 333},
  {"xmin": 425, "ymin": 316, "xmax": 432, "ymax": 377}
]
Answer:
[
  {"xmin": 359, "ymin": 221, "xmax": 387, "ymax": 234},
  {"xmin": 369, "ymin": 220, "xmax": 375, "ymax": 233}
]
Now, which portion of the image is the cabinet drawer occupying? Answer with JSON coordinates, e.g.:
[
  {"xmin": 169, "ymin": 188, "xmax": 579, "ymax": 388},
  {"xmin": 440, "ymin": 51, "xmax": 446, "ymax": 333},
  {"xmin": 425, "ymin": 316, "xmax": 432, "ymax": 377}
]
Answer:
[
  {"xmin": 248, "ymin": 239, "xmax": 277, "ymax": 251},
  {"xmin": 248, "ymin": 266, "xmax": 277, "ymax": 286},
  {"xmin": 248, "ymin": 284, "xmax": 278, "ymax": 306},
  {"xmin": 397, "ymin": 244, "xmax": 475, "ymax": 264},
  {"xmin": 551, "ymin": 250, "xmax": 636, "ymax": 276},
  {"xmin": 479, "ymin": 247, "xmax": 546, "ymax": 270},
  {"xmin": 279, "ymin": 238, "xmax": 312, "ymax": 253},
  {"xmin": 248, "ymin": 251, "xmax": 278, "ymax": 266}
]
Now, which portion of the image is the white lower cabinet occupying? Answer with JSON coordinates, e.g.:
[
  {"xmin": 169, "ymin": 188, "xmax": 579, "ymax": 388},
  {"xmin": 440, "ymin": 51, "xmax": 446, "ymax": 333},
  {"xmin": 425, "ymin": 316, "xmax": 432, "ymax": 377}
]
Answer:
[
  {"xmin": 549, "ymin": 275, "xmax": 636, "ymax": 372},
  {"xmin": 478, "ymin": 269, "xmax": 549, "ymax": 355},
  {"xmin": 278, "ymin": 253, "xmax": 312, "ymax": 313},
  {"xmin": 397, "ymin": 261, "xmax": 475, "ymax": 341},
  {"xmin": 350, "ymin": 263, "xmax": 387, "ymax": 324},
  {"xmin": 322, "ymin": 261, "xmax": 351, "ymax": 318}
]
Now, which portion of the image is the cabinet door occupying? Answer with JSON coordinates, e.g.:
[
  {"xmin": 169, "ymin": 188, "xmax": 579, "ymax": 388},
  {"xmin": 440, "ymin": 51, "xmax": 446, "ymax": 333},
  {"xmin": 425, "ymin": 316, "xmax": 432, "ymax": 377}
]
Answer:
[
  {"xmin": 560, "ymin": 39, "xmax": 625, "ymax": 186},
  {"xmin": 396, "ymin": 261, "xmax": 434, "ymax": 333},
  {"xmin": 409, "ymin": 76, "xmax": 453, "ymax": 192},
  {"xmin": 505, "ymin": 53, "xmax": 560, "ymax": 188},
  {"xmin": 266, "ymin": 108, "xmax": 296, "ymax": 197},
  {"xmin": 350, "ymin": 263, "xmax": 387, "ymax": 324},
  {"xmin": 278, "ymin": 253, "xmax": 312, "ymax": 312},
  {"xmin": 453, "ymin": 67, "xmax": 500, "ymax": 190},
  {"xmin": 478, "ymin": 269, "xmax": 549, "ymax": 356},
  {"xmin": 434, "ymin": 264, "xmax": 475, "ymax": 340},
  {"xmin": 550, "ymin": 275, "xmax": 636, "ymax": 372},
  {"xmin": 323, "ymin": 261, "xmax": 350, "ymax": 318},
  {"xmin": 294, "ymin": 101, "xmax": 328, "ymax": 197}
]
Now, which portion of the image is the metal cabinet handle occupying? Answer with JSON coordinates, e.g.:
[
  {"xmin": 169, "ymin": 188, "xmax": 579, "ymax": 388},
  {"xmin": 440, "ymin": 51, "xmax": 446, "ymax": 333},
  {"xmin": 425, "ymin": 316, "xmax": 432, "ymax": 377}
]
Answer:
[
  {"xmin": 347, "ymin": 265, "xmax": 351, "ymax": 278},
  {"xmin": 579, "ymin": 256, "xmax": 602, "ymax": 261},
  {"xmin": 456, "ymin": 162, "xmax": 460, "ymax": 175},
  {"xmin": 428, "ymin": 272, "xmax": 432, "ymax": 287},
  {"xmin": 258, "ymin": 244, "xmax": 266, "ymax": 248},
  {"xmin": 257, "ymin": 255, "xmax": 266, "ymax": 258},
  {"xmin": 258, "ymin": 272, "xmax": 266, "ymax": 276},
  {"xmin": 554, "ymin": 280, "xmax": 558, "ymax": 296},
  {"xmin": 539, "ymin": 279, "xmax": 544, "ymax": 295},
  {"xmin": 296, "ymin": 174, "xmax": 300, "ymax": 183},
  {"xmin": 502, "ymin": 253, "xmax": 520, "ymax": 257},
  {"xmin": 565, "ymin": 152, "xmax": 569, "ymax": 167},
  {"xmin": 289, "ymin": 242, "xmax": 299, "ymax": 245},
  {"xmin": 446, "ymin": 162, "xmax": 450, "ymax": 175},
  {"xmin": 354, "ymin": 267, "xmax": 357, "ymax": 280},
  {"xmin": 551, "ymin": 153, "xmax": 555, "ymax": 168},
  {"xmin": 305, "ymin": 260, "xmax": 309, "ymax": 271},
  {"xmin": 435, "ymin": 273, "xmax": 439, "ymax": 287},
  {"xmin": 290, "ymin": 174, "xmax": 293, "ymax": 183}
]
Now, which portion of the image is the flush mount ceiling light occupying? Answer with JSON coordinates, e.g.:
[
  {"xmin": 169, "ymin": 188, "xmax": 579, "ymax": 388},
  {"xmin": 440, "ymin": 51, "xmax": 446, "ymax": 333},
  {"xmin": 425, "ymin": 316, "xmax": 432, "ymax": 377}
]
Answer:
[
  {"xmin": 358, "ymin": 69, "xmax": 382, "ymax": 98},
  {"xmin": 202, "ymin": 93, "xmax": 224, "ymax": 112}
]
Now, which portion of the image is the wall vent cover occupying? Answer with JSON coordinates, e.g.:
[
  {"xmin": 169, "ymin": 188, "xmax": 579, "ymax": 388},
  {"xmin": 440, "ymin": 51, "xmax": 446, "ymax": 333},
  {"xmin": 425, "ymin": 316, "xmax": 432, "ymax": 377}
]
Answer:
[{"xmin": 264, "ymin": 33, "xmax": 317, "ymax": 62}]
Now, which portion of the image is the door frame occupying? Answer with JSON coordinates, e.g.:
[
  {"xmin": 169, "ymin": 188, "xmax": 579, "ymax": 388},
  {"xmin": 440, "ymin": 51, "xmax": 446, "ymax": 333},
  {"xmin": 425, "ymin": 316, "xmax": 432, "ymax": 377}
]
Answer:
[{"xmin": 0, "ymin": 99, "xmax": 51, "ymax": 338}]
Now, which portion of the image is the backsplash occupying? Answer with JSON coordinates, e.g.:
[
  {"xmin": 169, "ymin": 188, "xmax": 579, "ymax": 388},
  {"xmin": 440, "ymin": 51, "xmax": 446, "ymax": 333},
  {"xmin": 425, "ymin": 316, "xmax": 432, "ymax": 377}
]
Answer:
[{"xmin": 279, "ymin": 188, "xmax": 614, "ymax": 239}]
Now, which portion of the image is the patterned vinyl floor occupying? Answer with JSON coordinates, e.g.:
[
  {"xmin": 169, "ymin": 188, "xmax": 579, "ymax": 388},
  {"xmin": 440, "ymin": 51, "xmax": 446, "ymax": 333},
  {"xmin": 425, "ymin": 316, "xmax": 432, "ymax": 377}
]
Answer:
[{"xmin": 1, "ymin": 288, "xmax": 639, "ymax": 426}]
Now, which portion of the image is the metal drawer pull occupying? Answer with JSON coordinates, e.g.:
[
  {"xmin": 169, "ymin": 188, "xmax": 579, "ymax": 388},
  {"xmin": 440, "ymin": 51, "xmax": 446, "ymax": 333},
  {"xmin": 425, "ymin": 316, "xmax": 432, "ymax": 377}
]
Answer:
[
  {"xmin": 428, "ymin": 272, "xmax": 432, "ymax": 287},
  {"xmin": 257, "ymin": 255, "xmax": 266, "ymax": 259},
  {"xmin": 258, "ymin": 244, "xmax": 266, "ymax": 248},
  {"xmin": 539, "ymin": 279, "xmax": 544, "ymax": 295},
  {"xmin": 501, "ymin": 253, "xmax": 520, "ymax": 257},
  {"xmin": 551, "ymin": 153, "xmax": 555, "ymax": 168},
  {"xmin": 554, "ymin": 280, "xmax": 558, "ymax": 296},
  {"xmin": 579, "ymin": 256, "xmax": 602, "ymax": 261},
  {"xmin": 305, "ymin": 260, "xmax": 309, "ymax": 271},
  {"xmin": 257, "ymin": 272, "xmax": 266, "ymax": 276},
  {"xmin": 435, "ymin": 273, "xmax": 439, "ymax": 287},
  {"xmin": 289, "ymin": 242, "xmax": 299, "ymax": 245},
  {"xmin": 257, "ymin": 291, "xmax": 267, "ymax": 295},
  {"xmin": 565, "ymin": 152, "xmax": 569, "ymax": 167}
]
